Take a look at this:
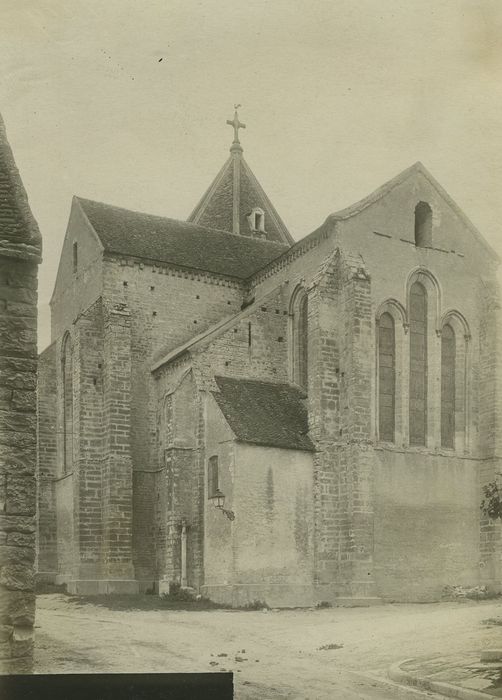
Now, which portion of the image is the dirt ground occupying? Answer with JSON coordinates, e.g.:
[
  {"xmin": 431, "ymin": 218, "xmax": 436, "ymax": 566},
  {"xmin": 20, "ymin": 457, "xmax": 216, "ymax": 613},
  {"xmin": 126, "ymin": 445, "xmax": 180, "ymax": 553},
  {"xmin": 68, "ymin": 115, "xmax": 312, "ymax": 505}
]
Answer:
[{"xmin": 34, "ymin": 594, "xmax": 502, "ymax": 699}]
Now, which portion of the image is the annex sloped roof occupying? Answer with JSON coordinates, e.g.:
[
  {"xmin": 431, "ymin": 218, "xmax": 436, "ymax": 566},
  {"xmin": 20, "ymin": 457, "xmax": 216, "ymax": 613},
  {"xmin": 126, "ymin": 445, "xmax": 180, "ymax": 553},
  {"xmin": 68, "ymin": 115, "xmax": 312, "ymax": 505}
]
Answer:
[
  {"xmin": 187, "ymin": 155, "xmax": 294, "ymax": 245},
  {"xmin": 0, "ymin": 113, "xmax": 42, "ymax": 259},
  {"xmin": 75, "ymin": 196, "xmax": 288, "ymax": 279},
  {"xmin": 212, "ymin": 376, "xmax": 314, "ymax": 452}
]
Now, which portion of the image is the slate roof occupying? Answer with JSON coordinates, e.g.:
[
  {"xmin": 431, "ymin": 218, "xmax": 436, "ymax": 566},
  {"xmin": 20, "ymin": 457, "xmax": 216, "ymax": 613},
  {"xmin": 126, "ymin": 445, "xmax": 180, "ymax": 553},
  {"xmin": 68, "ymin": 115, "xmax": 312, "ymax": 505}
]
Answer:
[
  {"xmin": 0, "ymin": 113, "xmax": 42, "ymax": 259},
  {"xmin": 76, "ymin": 197, "xmax": 288, "ymax": 279},
  {"xmin": 188, "ymin": 155, "xmax": 294, "ymax": 245},
  {"xmin": 212, "ymin": 376, "xmax": 315, "ymax": 452}
]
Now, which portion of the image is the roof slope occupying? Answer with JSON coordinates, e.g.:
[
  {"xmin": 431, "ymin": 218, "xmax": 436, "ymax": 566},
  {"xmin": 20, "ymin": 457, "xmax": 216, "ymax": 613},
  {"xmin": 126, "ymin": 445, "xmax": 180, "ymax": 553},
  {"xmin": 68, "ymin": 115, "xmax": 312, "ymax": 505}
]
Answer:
[
  {"xmin": 76, "ymin": 197, "xmax": 288, "ymax": 279},
  {"xmin": 212, "ymin": 376, "xmax": 314, "ymax": 452},
  {"xmin": 0, "ymin": 114, "xmax": 42, "ymax": 260},
  {"xmin": 188, "ymin": 155, "xmax": 294, "ymax": 245}
]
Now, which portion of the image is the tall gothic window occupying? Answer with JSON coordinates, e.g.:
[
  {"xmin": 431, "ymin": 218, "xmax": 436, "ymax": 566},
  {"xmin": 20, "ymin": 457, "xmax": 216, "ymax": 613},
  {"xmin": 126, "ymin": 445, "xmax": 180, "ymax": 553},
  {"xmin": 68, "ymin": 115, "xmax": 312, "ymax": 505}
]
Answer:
[
  {"xmin": 208, "ymin": 456, "xmax": 219, "ymax": 498},
  {"xmin": 292, "ymin": 291, "xmax": 308, "ymax": 391},
  {"xmin": 441, "ymin": 324, "xmax": 456, "ymax": 448},
  {"xmin": 62, "ymin": 333, "xmax": 74, "ymax": 473},
  {"xmin": 409, "ymin": 282, "xmax": 427, "ymax": 445},
  {"xmin": 378, "ymin": 313, "xmax": 395, "ymax": 442}
]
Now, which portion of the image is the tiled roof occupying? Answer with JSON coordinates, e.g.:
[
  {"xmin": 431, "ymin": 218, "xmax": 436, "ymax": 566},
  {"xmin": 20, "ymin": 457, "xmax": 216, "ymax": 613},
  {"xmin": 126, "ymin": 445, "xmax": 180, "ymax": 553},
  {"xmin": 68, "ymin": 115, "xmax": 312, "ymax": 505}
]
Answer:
[
  {"xmin": 0, "ymin": 114, "xmax": 42, "ymax": 260},
  {"xmin": 212, "ymin": 376, "xmax": 314, "ymax": 452},
  {"xmin": 76, "ymin": 197, "xmax": 288, "ymax": 279},
  {"xmin": 188, "ymin": 155, "xmax": 294, "ymax": 245}
]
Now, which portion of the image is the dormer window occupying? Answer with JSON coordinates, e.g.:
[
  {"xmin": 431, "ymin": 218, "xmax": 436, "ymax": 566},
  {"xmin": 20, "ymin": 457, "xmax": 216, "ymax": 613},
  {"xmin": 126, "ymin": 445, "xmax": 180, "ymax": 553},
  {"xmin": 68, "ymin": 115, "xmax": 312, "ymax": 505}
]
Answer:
[{"xmin": 247, "ymin": 207, "xmax": 265, "ymax": 234}]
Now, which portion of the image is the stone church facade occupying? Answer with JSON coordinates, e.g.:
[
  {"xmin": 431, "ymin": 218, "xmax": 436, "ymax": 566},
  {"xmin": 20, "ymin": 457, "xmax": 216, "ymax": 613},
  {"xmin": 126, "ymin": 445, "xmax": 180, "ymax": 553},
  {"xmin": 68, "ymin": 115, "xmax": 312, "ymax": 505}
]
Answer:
[{"xmin": 37, "ymin": 114, "xmax": 502, "ymax": 606}]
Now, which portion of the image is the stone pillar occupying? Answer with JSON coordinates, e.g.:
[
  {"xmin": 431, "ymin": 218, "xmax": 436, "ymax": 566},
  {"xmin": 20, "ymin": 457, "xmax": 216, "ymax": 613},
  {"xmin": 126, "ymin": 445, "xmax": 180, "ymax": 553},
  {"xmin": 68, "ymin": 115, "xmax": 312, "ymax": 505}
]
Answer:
[
  {"xmin": 36, "ymin": 344, "xmax": 58, "ymax": 583},
  {"xmin": 309, "ymin": 249, "xmax": 380, "ymax": 605},
  {"xmin": 0, "ymin": 113, "xmax": 42, "ymax": 673},
  {"xmin": 101, "ymin": 303, "xmax": 137, "ymax": 592},
  {"xmin": 479, "ymin": 276, "xmax": 502, "ymax": 592}
]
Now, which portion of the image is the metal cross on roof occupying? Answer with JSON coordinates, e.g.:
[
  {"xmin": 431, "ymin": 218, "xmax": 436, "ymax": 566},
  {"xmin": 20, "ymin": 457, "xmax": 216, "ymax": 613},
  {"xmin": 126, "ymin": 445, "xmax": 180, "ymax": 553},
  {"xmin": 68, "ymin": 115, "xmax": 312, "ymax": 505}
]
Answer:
[{"xmin": 226, "ymin": 105, "xmax": 246, "ymax": 144}]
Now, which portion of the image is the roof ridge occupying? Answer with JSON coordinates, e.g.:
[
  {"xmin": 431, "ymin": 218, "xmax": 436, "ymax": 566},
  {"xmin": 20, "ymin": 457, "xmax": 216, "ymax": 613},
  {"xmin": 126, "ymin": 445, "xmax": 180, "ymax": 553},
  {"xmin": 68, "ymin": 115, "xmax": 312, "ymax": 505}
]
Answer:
[
  {"xmin": 240, "ymin": 156, "xmax": 294, "ymax": 245},
  {"xmin": 187, "ymin": 156, "xmax": 233, "ymax": 224},
  {"xmin": 76, "ymin": 194, "xmax": 291, "ymax": 248}
]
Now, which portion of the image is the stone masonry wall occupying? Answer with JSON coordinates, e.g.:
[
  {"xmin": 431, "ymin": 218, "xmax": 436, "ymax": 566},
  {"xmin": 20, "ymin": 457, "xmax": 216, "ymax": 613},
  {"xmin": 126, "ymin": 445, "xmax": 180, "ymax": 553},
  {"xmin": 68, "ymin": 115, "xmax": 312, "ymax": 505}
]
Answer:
[
  {"xmin": 0, "ymin": 257, "xmax": 39, "ymax": 672},
  {"xmin": 0, "ymin": 113, "xmax": 41, "ymax": 674},
  {"xmin": 102, "ymin": 257, "xmax": 244, "ymax": 582}
]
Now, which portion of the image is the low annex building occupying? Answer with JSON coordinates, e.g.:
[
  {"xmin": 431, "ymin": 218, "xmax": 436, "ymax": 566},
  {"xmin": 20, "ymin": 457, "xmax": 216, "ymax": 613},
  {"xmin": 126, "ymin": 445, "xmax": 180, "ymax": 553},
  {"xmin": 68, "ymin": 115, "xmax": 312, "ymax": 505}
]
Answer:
[{"xmin": 37, "ymin": 111, "xmax": 502, "ymax": 606}]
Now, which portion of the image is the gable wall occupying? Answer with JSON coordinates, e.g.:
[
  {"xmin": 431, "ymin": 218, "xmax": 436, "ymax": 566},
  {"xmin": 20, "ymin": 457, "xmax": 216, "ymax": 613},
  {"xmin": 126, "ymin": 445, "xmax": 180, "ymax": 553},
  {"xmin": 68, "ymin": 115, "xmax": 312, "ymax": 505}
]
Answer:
[
  {"xmin": 331, "ymin": 174, "xmax": 501, "ymax": 601},
  {"xmin": 50, "ymin": 202, "xmax": 103, "ymax": 342}
]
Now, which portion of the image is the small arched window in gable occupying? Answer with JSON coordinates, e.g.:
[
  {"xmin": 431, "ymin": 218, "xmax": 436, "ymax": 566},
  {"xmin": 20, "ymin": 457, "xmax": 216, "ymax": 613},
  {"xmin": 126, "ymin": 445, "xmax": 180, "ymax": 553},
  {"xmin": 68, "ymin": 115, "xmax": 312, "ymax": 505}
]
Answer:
[
  {"xmin": 247, "ymin": 207, "xmax": 265, "ymax": 234},
  {"xmin": 414, "ymin": 202, "xmax": 432, "ymax": 248},
  {"xmin": 441, "ymin": 324, "xmax": 456, "ymax": 448},
  {"xmin": 61, "ymin": 333, "xmax": 74, "ymax": 473},
  {"xmin": 409, "ymin": 282, "xmax": 428, "ymax": 445},
  {"xmin": 292, "ymin": 290, "xmax": 308, "ymax": 391},
  {"xmin": 378, "ymin": 312, "xmax": 395, "ymax": 442},
  {"xmin": 208, "ymin": 455, "xmax": 219, "ymax": 498}
]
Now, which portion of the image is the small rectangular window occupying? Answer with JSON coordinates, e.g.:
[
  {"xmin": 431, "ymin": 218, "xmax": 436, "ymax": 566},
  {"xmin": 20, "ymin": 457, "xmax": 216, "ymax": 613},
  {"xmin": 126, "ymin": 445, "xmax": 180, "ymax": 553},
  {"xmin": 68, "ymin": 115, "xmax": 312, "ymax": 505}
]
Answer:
[
  {"xmin": 208, "ymin": 455, "xmax": 219, "ymax": 498},
  {"xmin": 72, "ymin": 242, "xmax": 78, "ymax": 273}
]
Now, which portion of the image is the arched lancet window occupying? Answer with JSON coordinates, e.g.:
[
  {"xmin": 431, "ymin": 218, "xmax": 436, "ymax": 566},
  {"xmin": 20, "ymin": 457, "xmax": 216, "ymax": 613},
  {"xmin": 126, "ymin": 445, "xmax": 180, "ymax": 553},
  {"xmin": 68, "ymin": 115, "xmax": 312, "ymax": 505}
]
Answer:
[
  {"xmin": 414, "ymin": 202, "xmax": 432, "ymax": 248},
  {"xmin": 378, "ymin": 312, "xmax": 395, "ymax": 442},
  {"xmin": 441, "ymin": 324, "xmax": 456, "ymax": 448},
  {"xmin": 291, "ymin": 289, "xmax": 308, "ymax": 391},
  {"xmin": 61, "ymin": 333, "xmax": 74, "ymax": 473},
  {"xmin": 208, "ymin": 455, "xmax": 219, "ymax": 498},
  {"xmin": 409, "ymin": 282, "xmax": 427, "ymax": 445}
]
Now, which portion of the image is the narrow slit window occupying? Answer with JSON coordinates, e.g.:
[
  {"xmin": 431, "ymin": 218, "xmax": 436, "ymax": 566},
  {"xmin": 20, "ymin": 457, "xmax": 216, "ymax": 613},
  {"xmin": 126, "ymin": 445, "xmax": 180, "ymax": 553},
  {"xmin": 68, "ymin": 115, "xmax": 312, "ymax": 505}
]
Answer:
[
  {"xmin": 208, "ymin": 455, "xmax": 219, "ymax": 498},
  {"xmin": 441, "ymin": 324, "xmax": 456, "ymax": 448},
  {"xmin": 62, "ymin": 333, "xmax": 74, "ymax": 473},
  {"xmin": 72, "ymin": 242, "xmax": 78, "ymax": 273},
  {"xmin": 292, "ymin": 292, "xmax": 308, "ymax": 391},
  {"xmin": 378, "ymin": 313, "xmax": 395, "ymax": 442},
  {"xmin": 409, "ymin": 282, "xmax": 427, "ymax": 445}
]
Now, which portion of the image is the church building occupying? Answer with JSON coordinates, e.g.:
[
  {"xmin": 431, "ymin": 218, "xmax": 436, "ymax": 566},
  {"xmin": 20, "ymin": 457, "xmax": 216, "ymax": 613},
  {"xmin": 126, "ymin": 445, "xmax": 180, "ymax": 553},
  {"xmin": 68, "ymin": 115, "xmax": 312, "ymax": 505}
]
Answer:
[{"xmin": 37, "ymin": 111, "xmax": 502, "ymax": 606}]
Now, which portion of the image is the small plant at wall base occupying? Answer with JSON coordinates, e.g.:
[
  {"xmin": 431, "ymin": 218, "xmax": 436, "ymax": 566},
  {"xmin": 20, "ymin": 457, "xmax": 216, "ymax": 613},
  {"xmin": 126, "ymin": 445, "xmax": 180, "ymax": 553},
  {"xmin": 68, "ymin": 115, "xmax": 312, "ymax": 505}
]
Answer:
[{"xmin": 481, "ymin": 474, "xmax": 502, "ymax": 521}]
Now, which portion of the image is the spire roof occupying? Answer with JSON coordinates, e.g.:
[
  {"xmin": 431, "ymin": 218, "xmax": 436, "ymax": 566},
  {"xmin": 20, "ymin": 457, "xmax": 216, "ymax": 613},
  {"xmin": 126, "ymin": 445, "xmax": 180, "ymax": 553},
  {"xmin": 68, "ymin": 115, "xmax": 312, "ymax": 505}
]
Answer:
[
  {"xmin": 0, "ymin": 113, "xmax": 42, "ymax": 262},
  {"xmin": 188, "ymin": 109, "xmax": 294, "ymax": 245}
]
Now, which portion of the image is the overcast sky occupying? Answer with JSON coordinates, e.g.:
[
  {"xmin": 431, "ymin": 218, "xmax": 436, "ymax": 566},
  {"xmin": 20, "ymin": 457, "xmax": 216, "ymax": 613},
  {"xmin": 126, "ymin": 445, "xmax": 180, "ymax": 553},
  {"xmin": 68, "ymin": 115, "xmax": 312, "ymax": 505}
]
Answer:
[{"xmin": 2, "ymin": 0, "xmax": 502, "ymax": 349}]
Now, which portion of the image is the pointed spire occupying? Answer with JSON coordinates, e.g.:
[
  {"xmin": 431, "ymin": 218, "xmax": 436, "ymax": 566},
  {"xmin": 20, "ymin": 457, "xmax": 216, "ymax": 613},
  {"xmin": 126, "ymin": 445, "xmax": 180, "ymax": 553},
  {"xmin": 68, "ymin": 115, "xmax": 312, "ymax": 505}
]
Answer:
[
  {"xmin": 226, "ymin": 104, "xmax": 246, "ymax": 153},
  {"xmin": 187, "ymin": 108, "xmax": 293, "ymax": 245},
  {"xmin": 226, "ymin": 106, "xmax": 246, "ymax": 233}
]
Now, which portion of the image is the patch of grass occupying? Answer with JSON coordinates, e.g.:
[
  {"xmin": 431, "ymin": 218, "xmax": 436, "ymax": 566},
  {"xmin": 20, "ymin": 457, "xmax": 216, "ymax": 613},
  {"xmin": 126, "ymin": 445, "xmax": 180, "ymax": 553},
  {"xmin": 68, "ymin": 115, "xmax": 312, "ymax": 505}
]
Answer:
[
  {"xmin": 35, "ymin": 581, "xmax": 67, "ymax": 594},
  {"xmin": 160, "ymin": 582, "xmax": 197, "ymax": 603},
  {"xmin": 315, "ymin": 601, "xmax": 331, "ymax": 609},
  {"xmin": 442, "ymin": 585, "xmax": 500, "ymax": 601},
  {"xmin": 241, "ymin": 600, "xmax": 269, "ymax": 611},
  {"xmin": 482, "ymin": 618, "xmax": 502, "ymax": 626},
  {"xmin": 64, "ymin": 593, "xmax": 228, "ymax": 612},
  {"xmin": 318, "ymin": 643, "xmax": 344, "ymax": 651}
]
